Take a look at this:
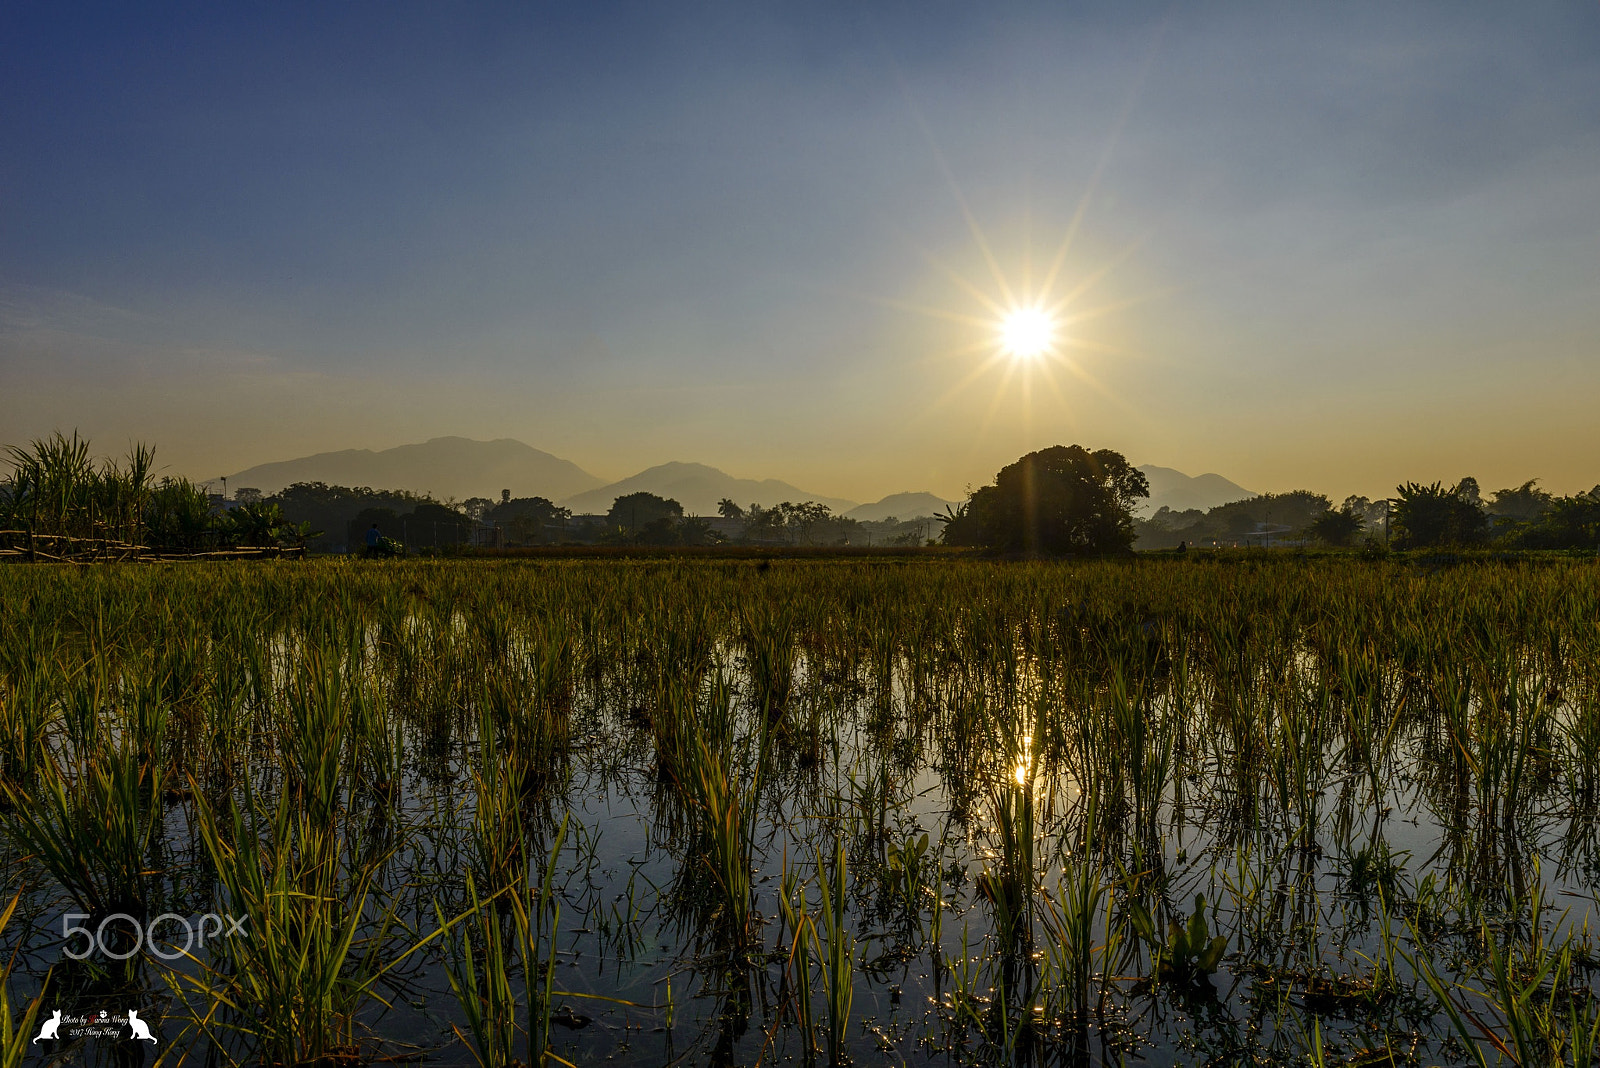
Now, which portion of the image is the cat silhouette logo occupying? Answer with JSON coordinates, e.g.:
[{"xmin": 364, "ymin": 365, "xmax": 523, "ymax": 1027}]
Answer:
[
  {"xmin": 32, "ymin": 1009, "xmax": 63, "ymax": 1042},
  {"xmin": 127, "ymin": 1008, "xmax": 158, "ymax": 1044}
]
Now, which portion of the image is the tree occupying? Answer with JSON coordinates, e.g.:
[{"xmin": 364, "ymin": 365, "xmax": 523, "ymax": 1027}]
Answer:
[
  {"xmin": 1488, "ymin": 480, "xmax": 1552, "ymax": 521},
  {"xmin": 607, "ymin": 492, "xmax": 682, "ymax": 533},
  {"xmin": 679, "ymin": 516, "xmax": 722, "ymax": 546},
  {"xmin": 272, "ymin": 481, "xmax": 431, "ymax": 552},
  {"xmin": 487, "ymin": 495, "xmax": 571, "ymax": 545},
  {"xmin": 227, "ymin": 501, "xmax": 292, "ymax": 545},
  {"xmin": 776, "ymin": 501, "xmax": 833, "ymax": 544},
  {"xmin": 405, "ymin": 502, "xmax": 474, "ymax": 548},
  {"xmin": 1391, "ymin": 480, "xmax": 1488, "ymax": 548},
  {"xmin": 740, "ymin": 504, "xmax": 786, "ymax": 544},
  {"xmin": 717, "ymin": 498, "xmax": 744, "ymax": 519},
  {"xmin": 1506, "ymin": 494, "xmax": 1600, "ymax": 550},
  {"xmin": 460, "ymin": 496, "xmax": 495, "ymax": 521},
  {"xmin": 1340, "ymin": 495, "xmax": 1389, "ymax": 533},
  {"xmin": 1306, "ymin": 506, "xmax": 1363, "ymax": 547},
  {"xmin": 940, "ymin": 444, "xmax": 1149, "ymax": 555}
]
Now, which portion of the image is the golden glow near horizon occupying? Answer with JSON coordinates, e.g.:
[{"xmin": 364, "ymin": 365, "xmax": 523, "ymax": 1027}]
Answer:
[{"xmin": 999, "ymin": 306, "xmax": 1056, "ymax": 361}]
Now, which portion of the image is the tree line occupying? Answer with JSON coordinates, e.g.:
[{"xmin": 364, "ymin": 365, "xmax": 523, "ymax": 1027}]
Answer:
[
  {"xmin": 8, "ymin": 432, "xmax": 1596, "ymax": 559},
  {"xmin": 1138, "ymin": 475, "xmax": 1600, "ymax": 551}
]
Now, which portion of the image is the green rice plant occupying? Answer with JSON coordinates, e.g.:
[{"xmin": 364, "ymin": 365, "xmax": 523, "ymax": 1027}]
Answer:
[
  {"xmin": 0, "ymin": 665, "xmax": 51, "ymax": 796},
  {"xmin": 741, "ymin": 600, "xmax": 796, "ymax": 718},
  {"xmin": 672, "ymin": 672, "xmax": 768, "ymax": 954},
  {"xmin": 977, "ymin": 763, "xmax": 1037, "ymax": 948},
  {"xmin": 180, "ymin": 781, "xmax": 390, "ymax": 1065},
  {"xmin": 1039, "ymin": 858, "xmax": 1110, "ymax": 1032},
  {"xmin": 280, "ymin": 646, "xmax": 352, "ymax": 828},
  {"xmin": 125, "ymin": 661, "xmax": 173, "ymax": 781},
  {"xmin": 1104, "ymin": 660, "xmax": 1176, "ymax": 847},
  {"xmin": 3, "ymin": 740, "xmax": 163, "ymax": 926},
  {"xmin": 777, "ymin": 849, "xmax": 816, "ymax": 1059},
  {"xmin": 509, "ymin": 815, "xmax": 569, "ymax": 1066},
  {"xmin": 882, "ymin": 830, "xmax": 932, "ymax": 933},
  {"xmin": 1402, "ymin": 872, "xmax": 1599, "ymax": 1067},
  {"xmin": 438, "ymin": 872, "xmax": 517, "ymax": 1068},
  {"xmin": 940, "ymin": 921, "xmax": 989, "ymax": 1040},
  {"xmin": 60, "ymin": 662, "xmax": 107, "ymax": 763},
  {"xmin": 814, "ymin": 839, "xmax": 853, "ymax": 1067},
  {"xmin": 4, "ymin": 552, "xmax": 1600, "ymax": 1065},
  {"xmin": 472, "ymin": 705, "xmax": 528, "ymax": 896},
  {"xmin": 0, "ymin": 895, "xmax": 47, "ymax": 1068}
]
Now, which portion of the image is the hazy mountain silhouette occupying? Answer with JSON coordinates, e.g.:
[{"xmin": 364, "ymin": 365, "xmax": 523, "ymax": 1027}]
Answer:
[
  {"xmin": 224, "ymin": 438, "xmax": 1251, "ymax": 522},
  {"xmin": 1137, "ymin": 465, "xmax": 1255, "ymax": 515},
  {"xmin": 844, "ymin": 492, "xmax": 956, "ymax": 522},
  {"xmin": 562, "ymin": 462, "xmax": 856, "ymax": 517},
  {"xmin": 226, "ymin": 437, "xmax": 604, "ymax": 500}
]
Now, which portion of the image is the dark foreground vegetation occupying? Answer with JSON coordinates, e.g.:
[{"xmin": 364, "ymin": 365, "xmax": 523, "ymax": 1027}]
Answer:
[
  {"xmin": 0, "ymin": 434, "xmax": 316, "ymax": 560},
  {"xmin": 4, "ymin": 556, "xmax": 1600, "ymax": 1066}
]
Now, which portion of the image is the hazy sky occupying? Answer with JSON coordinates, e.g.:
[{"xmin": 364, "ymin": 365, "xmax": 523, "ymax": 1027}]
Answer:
[{"xmin": 4, "ymin": 2, "xmax": 1598, "ymax": 503}]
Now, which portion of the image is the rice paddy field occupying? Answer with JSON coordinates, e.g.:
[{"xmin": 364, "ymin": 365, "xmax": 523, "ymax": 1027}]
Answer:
[{"xmin": 3, "ymin": 554, "xmax": 1600, "ymax": 1067}]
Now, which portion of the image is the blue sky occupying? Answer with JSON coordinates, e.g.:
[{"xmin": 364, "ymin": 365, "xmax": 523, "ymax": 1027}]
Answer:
[{"xmin": 3, "ymin": 2, "xmax": 1598, "ymax": 501}]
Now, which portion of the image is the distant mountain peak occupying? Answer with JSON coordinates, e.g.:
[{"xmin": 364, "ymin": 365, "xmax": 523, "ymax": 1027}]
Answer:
[
  {"xmin": 226, "ymin": 437, "xmax": 603, "ymax": 500},
  {"xmin": 844, "ymin": 491, "xmax": 956, "ymax": 522},
  {"xmin": 1136, "ymin": 464, "xmax": 1255, "ymax": 516}
]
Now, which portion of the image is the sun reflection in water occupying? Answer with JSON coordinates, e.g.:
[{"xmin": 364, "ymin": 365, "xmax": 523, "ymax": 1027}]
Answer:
[{"xmin": 1012, "ymin": 732, "xmax": 1034, "ymax": 786}]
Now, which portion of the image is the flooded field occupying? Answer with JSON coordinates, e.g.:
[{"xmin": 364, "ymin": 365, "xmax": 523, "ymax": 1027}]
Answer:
[{"xmin": 3, "ymin": 555, "xmax": 1600, "ymax": 1067}]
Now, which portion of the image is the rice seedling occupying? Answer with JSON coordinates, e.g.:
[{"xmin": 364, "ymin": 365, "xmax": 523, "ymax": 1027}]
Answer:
[
  {"xmin": 510, "ymin": 815, "xmax": 569, "ymax": 1067},
  {"xmin": 4, "ymin": 739, "xmax": 163, "ymax": 931},
  {"xmin": 776, "ymin": 848, "xmax": 817, "ymax": 1059},
  {"xmin": 0, "ymin": 895, "xmax": 46, "ymax": 1068},
  {"xmin": 1039, "ymin": 858, "xmax": 1112, "ymax": 1036},
  {"xmin": 438, "ymin": 873, "xmax": 517, "ymax": 1068},
  {"xmin": 814, "ymin": 839, "xmax": 853, "ymax": 1067},
  {"xmin": 177, "ymin": 778, "xmax": 392, "ymax": 1065}
]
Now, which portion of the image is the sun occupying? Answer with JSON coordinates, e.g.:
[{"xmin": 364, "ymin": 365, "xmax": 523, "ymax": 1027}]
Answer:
[{"xmin": 998, "ymin": 306, "xmax": 1056, "ymax": 361}]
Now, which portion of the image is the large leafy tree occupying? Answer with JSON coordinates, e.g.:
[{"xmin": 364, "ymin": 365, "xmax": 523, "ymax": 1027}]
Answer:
[
  {"xmin": 941, "ymin": 445, "xmax": 1149, "ymax": 555},
  {"xmin": 607, "ymin": 492, "xmax": 683, "ymax": 533},
  {"xmin": 1488, "ymin": 479, "xmax": 1553, "ymax": 521},
  {"xmin": 487, "ymin": 495, "xmax": 572, "ymax": 545},
  {"xmin": 1391, "ymin": 479, "xmax": 1488, "ymax": 548}
]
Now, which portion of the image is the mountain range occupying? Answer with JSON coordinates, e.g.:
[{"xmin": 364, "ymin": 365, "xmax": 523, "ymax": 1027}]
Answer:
[
  {"xmin": 843, "ymin": 492, "xmax": 956, "ymax": 522},
  {"xmin": 225, "ymin": 438, "xmax": 1248, "ymax": 520},
  {"xmin": 1137, "ymin": 465, "xmax": 1255, "ymax": 515},
  {"xmin": 226, "ymin": 437, "xmax": 603, "ymax": 501}
]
